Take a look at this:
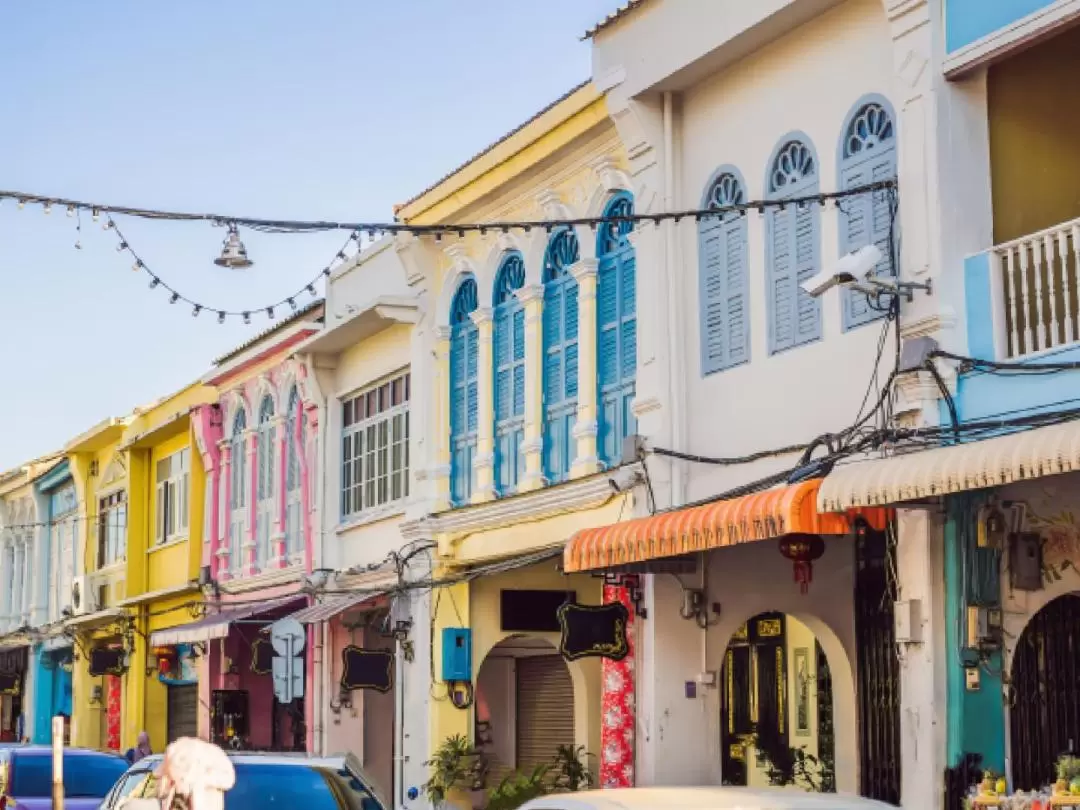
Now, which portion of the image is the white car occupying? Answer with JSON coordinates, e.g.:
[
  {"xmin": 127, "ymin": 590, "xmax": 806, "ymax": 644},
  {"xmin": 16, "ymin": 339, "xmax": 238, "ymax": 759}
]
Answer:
[{"xmin": 518, "ymin": 787, "xmax": 899, "ymax": 810}]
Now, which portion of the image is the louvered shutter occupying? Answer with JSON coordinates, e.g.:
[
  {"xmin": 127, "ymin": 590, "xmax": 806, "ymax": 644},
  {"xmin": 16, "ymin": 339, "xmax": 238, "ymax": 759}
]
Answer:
[
  {"xmin": 167, "ymin": 684, "xmax": 199, "ymax": 742},
  {"xmin": 516, "ymin": 656, "xmax": 575, "ymax": 774},
  {"xmin": 450, "ymin": 329, "xmax": 465, "ymax": 436},
  {"xmin": 563, "ymin": 280, "xmax": 579, "ymax": 400},
  {"xmin": 620, "ymin": 252, "xmax": 637, "ymax": 380},
  {"xmin": 841, "ymin": 153, "xmax": 897, "ymax": 329},
  {"xmin": 768, "ymin": 206, "xmax": 796, "ymax": 353},
  {"xmin": 495, "ymin": 307, "xmax": 511, "ymax": 422},
  {"xmin": 543, "ymin": 277, "xmax": 578, "ymax": 481},
  {"xmin": 599, "ymin": 260, "xmax": 619, "ymax": 389},
  {"xmin": 794, "ymin": 204, "xmax": 822, "ymax": 344},
  {"xmin": 512, "ymin": 309, "xmax": 525, "ymax": 416},
  {"xmin": 466, "ymin": 326, "xmax": 479, "ymax": 434},
  {"xmin": 700, "ymin": 216, "xmax": 749, "ymax": 373}
]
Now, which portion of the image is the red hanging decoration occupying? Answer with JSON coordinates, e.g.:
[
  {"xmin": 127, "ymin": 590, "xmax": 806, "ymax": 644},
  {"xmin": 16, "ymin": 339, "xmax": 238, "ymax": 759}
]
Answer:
[{"xmin": 778, "ymin": 533, "xmax": 825, "ymax": 594}]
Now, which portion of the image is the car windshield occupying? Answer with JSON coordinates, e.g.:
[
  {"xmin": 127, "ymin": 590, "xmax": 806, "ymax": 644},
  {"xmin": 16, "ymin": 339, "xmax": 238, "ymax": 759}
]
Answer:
[
  {"xmin": 138, "ymin": 761, "xmax": 383, "ymax": 810},
  {"xmin": 14, "ymin": 753, "xmax": 129, "ymax": 798}
]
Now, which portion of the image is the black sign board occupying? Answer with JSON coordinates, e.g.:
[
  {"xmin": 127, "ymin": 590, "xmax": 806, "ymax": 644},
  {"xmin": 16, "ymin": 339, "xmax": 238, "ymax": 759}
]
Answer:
[
  {"xmin": 0, "ymin": 673, "xmax": 19, "ymax": 695},
  {"xmin": 340, "ymin": 646, "xmax": 393, "ymax": 692},
  {"xmin": 88, "ymin": 648, "xmax": 125, "ymax": 677},
  {"xmin": 250, "ymin": 638, "xmax": 273, "ymax": 675},
  {"xmin": 500, "ymin": 589, "xmax": 575, "ymax": 633},
  {"xmin": 557, "ymin": 601, "xmax": 629, "ymax": 662}
]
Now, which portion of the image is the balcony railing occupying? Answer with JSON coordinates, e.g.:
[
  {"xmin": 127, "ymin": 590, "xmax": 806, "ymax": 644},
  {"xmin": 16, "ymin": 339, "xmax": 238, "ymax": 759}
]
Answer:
[{"xmin": 988, "ymin": 217, "xmax": 1080, "ymax": 359}]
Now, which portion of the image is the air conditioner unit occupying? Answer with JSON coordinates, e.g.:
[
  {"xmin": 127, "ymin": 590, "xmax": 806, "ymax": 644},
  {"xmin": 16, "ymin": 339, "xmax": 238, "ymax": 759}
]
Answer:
[{"xmin": 71, "ymin": 576, "xmax": 95, "ymax": 617}]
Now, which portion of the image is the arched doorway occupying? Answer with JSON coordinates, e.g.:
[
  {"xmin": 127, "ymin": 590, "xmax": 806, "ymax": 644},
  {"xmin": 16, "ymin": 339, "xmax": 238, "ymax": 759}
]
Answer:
[
  {"xmin": 719, "ymin": 612, "xmax": 836, "ymax": 792},
  {"xmin": 475, "ymin": 636, "xmax": 575, "ymax": 785},
  {"xmin": 1010, "ymin": 593, "xmax": 1080, "ymax": 789}
]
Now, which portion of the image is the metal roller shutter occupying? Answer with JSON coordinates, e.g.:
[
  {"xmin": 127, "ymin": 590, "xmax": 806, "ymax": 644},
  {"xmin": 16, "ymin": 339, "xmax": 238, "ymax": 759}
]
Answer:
[
  {"xmin": 167, "ymin": 685, "xmax": 199, "ymax": 742},
  {"xmin": 515, "ymin": 655, "xmax": 574, "ymax": 774}
]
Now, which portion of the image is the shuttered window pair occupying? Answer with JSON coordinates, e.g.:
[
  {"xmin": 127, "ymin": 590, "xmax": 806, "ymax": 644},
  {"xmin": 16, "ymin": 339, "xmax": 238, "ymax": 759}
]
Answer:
[
  {"xmin": 699, "ymin": 99, "xmax": 898, "ymax": 374},
  {"xmin": 450, "ymin": 277, "xmax": 480, "ymax": 506}
]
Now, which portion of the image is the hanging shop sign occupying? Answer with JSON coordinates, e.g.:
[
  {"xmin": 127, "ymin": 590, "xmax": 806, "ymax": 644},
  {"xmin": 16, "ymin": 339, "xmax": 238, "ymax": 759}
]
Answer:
[
  {"xmin": 557, "ymin": 601, "xmax": 629, "ymax": 662},
  {"xmin": 0, "ymin": 673, "xmax": 19, "ymax": 695},
  {"xmin": 340, "ymin": 646, "xmax": 393, "ymax": 693},
  {"xmin": 250, "ymin": 638, "xmax": 273, "ymax": 675},
  {"xmin": 88, "ymin": 648, "xmax": 126, "ymax": 677}
]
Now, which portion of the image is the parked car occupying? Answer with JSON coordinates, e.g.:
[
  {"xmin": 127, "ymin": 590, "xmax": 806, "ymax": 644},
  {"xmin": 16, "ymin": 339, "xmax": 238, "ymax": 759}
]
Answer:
[
  {"xmin": 99, "ymin": 751, "xmax": 386, "ymax": 810},
  {"xmin": 517, "ymin": 787, "xmax": 901, "ymax": 810},
  {"xmin": 0, "ymin": 746, "xmax": 129, "ymax": 810}
]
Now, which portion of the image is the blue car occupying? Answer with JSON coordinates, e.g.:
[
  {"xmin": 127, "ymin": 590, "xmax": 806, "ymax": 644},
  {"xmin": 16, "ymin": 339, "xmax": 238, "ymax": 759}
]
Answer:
[{"xmin": 98, "ymin": 751, "xmax": 385, "ymax": 810}]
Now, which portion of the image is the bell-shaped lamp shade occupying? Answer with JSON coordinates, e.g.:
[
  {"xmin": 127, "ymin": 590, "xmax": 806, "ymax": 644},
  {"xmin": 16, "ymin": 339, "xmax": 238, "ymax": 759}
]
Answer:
[{"xmin": 214, "ymin": 224, "xmax": 253, "ymax": 270}]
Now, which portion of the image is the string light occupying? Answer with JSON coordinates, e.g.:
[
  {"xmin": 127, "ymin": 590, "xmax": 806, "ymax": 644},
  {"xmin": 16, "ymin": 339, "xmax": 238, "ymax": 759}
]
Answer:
[
  {"xmin": 217, "ymin": 311, "xmax": 226, "ymax": 324},
  {"xmin": 43, "ymin": 202, "xmax": 51, "ymax": 215},
  {"xmin": 66, "ymin": 205, "xmax": 75, "ymax": 217},
  {"xmin": 192, "ymin": 305, "xmax": 202, "ymax": 318}
]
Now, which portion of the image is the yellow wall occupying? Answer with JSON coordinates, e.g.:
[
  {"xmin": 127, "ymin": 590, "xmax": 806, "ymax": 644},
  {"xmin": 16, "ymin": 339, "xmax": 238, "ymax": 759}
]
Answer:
[
  {"xmin": 989, "ymin": 24, "xmax": 1080, "ymax": 243},
  {"xmin": 145, "ymin": 430, "xmax": 202, "ymax": 593}
]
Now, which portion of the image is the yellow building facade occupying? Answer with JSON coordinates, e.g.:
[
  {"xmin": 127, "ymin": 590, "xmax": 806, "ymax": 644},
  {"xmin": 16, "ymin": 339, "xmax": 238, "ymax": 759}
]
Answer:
[
  {"xmin": 65, "ymin": 382, "xmax": 213, "ymax": 753},
  {"xmin": 396, "ymin": 82, "xmax": 640, "ymax": 787}
]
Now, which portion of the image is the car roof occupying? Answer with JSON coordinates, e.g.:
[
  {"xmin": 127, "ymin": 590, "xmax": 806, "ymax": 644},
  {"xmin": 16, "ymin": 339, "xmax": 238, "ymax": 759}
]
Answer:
[
  {"xmin": 133, "ymin": 752, "xmax": 346, "ymax": 767},
  {"xmin": 12, "ymin": 747, "xmax": 125, "ymax": 758},
  {"xmin": 520, "ymin": 787, "xmax": 900, "ymax": 810}
]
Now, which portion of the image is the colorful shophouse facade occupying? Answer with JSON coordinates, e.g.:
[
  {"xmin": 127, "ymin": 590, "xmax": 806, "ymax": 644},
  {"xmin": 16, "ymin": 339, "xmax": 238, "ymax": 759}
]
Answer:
[
  {"xmin": 171, "ymin": 301, "xmax": 324, "ymax": 752},
  {"xmin": 395, "ymin": 80, "xmax": 639, "ymax": 796},
  {"xmin": 0, "ymin": 454, "xmax": 60, "ymax": 743}
]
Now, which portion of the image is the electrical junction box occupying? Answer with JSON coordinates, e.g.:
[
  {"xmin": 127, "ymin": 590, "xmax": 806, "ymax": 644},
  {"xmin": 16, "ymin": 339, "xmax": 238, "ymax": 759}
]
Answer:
[
  {"xmin": 966, "ymin": 606, "xmax": 1003, "ymax": 648},
  {"xmin": 965, "ymin": 667, "xmax": 981, "ymax": 691},
  {"xmin": 1009, "ymin": 532, "xmax": 1043, "ymax": 592},
  {"xmin": 441, "ymin": 628, "xmax": 472, "ymax": 682},
  {"xmin": 894, "ymin": 599, "xmax": 922, "ymax": 643}
]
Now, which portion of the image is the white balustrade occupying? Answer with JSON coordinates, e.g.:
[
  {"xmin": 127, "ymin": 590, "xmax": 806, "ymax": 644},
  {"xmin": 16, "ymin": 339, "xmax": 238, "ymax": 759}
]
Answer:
[{"xmin": 993, "ymin": 217, "xmax": 1080, "ymax": 358}]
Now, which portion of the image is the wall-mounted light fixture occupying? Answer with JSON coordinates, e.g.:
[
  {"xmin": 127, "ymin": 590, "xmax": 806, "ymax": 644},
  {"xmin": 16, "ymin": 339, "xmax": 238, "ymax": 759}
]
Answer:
[{"xmin": 329, "ymin": 685, "xmax": 353, "ymax": 714}]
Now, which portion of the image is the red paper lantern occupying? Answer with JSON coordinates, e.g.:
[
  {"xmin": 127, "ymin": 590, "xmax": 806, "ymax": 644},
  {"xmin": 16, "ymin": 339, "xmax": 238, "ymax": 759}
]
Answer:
[
  {"xmin": 158, "ymin": 656, "xmax": 171, "ymax": 676},
  {"xmin": 778, "ymin": 533, "xmax": 825, "ymax": 594}
]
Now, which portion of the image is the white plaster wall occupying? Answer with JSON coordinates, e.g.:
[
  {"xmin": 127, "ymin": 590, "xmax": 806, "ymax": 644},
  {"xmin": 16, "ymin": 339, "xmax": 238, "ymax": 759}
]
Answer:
[
  {"xmin": 639, "ymin": 536, "xmax": 859, "ymax": 790},
  {"xmin": 328, "ymin": 239, "xmax": 413, "ymax": 321},
  {"xmin": 675, "ymin": 0, "xmax": 899, "ymax": 501}
]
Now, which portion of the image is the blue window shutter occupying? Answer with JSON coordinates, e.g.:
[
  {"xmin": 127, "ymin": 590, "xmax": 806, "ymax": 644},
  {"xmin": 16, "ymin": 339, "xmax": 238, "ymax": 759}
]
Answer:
[
  {"xmin": 839, "ymin": 100, "xmax": 897, "ymax": 330},
  {"xmin": 466, "ymin": 327, "xmax": 478, "ymax": 433},
  {"xmin": 493, "ymin": 254, "xmax": 526, "ymax": 494},
  {"xmin": 700, "ymin": 172, "xmax": 749, "ymax": 374},
  {"xmin": 448, "ymin": 277, "xmax": 479, "ymax": 505},
  {"xmin": 597, "ymin": 193, "xmax": 638, "ymax": 468},
  {"xmin": 766, "ymin": 140, "xmax": 821, "ymax": 353}
]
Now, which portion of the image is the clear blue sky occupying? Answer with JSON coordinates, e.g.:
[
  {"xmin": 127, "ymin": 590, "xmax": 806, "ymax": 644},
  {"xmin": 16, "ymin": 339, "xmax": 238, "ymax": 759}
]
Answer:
[{"xmin": 0, "ymin": 1, "xmax": 619, "ymax": 471}]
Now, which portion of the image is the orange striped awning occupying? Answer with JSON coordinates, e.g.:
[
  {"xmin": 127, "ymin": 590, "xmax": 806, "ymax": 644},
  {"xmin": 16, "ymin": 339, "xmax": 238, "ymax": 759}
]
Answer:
[{"xmin": 563, "ymin": 478, "xmax": 889, "ymax": 573}]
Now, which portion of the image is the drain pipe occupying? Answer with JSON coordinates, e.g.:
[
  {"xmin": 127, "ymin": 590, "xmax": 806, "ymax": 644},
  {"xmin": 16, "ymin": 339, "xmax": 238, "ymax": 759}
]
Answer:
[
  {"xmin": 395, "ymin": 628, "xmax": 406, "ymax": 809},
  {"xmin": 663, "ymin": 90, "xmax": 686, "ymax": 509}
]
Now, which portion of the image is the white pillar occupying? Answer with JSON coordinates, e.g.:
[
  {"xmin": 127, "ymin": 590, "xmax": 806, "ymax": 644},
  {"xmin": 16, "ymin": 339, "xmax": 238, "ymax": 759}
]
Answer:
[
  {"xmin": 516, "ymin": 285, "xmax": 546, "ymax": 492},
  {"xmin": 432, "ymin": 326, "xmax": 453, "ymax": 511},
  {"xmin": 895, "ymin": 508, "xmax": 947, "ymax": 810},
  {"xmin": 570, "ymin": 259, "xmax": 600, "ymax": 478},
  {"xmin": 0, "ymin": 538, "xmax": 12, "ymax": 631}
]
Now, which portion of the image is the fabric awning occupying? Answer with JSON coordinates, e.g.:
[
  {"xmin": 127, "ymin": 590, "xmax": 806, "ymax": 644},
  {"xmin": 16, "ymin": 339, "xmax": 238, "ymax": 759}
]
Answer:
[
  {"xmin": 817, "ymin": 421, "xmax": 1080, "ymax": 512},
  {"xmin": 279, "ymin": 591, "xmax": 390, "ymax": 625},
  {"xmin": 563, "ymin": 478, "xmax": 887, "ymax": 573},
  {"xmin": 149, "ymin": 596, "xmax": 302, "ymax": 646}
]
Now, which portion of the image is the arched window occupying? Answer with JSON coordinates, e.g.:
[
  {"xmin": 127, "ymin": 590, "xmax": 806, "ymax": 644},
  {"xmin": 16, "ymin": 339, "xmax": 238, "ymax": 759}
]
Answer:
[
  {"xmin": 449, "ymin": 276, "xmax": 479, "ymax": 505},
  {"xmin": 284, "ymin": 386, "xmax": 302, "ymax": 560},
  {"xmin": 229, "ymin": 407, "xmax": 248, "ymax": 574},
  {"xmin": 699, "ymin": 170, "xmax": 750, "ymax": 374},
  {"xmin": 765, "ymin": 136, "xmax": 822, "ymax": 353},
  {"xmin": 838, "ymin": 98, "xmax": 898, "ymax": 330},
  {"xmin": 255, "ymin": 396, "xmax": 275, "ymax": 570},
  {"xmin": 493, "ymin": 253, "xmax": 526, "ymax": 494},
  {"xmin": 542, "ymin": 227, "xmax": 580, "ymax": 483},
  {"xmin": 597, "ymin": 192, "xmax": 637, "ymax": 467}
]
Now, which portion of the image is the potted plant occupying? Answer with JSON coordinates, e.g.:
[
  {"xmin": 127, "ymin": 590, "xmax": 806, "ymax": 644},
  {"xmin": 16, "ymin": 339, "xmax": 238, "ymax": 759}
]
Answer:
[
  {"xmin": 551, "ymin": 745, "xmax": 595, "ymax": 793},
  {"xmin": 485, "ymin": 765, "xmax": 551, "ymax": 810},
  {"xmin": 1057, "ymin": 755, "xmax": 1080, "ymax": 795},
  {"xmin": 424, "ymin": 734, "xmax": 481, "ymax": 809}
]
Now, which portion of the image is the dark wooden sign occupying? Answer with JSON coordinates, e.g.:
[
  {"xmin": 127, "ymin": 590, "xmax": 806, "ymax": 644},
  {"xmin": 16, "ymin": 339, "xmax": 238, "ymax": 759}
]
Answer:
[
  {"xmin": 340, "ymin": 646, "xmax": 393, "ymax": 692},
  {"xmin": 250, "ymin": 638, "xmax": 273, "ymax": 675},
  {"xmin": 557, "ymin": 601, "xmax": 629, "ymax": 662},
  {"xmin": 88, "ymin": 648, "xmax": 125, "ymax": 677},
  {"xmin": 0, "ymin": 673, "xmax": 20, "ymax": 695}
]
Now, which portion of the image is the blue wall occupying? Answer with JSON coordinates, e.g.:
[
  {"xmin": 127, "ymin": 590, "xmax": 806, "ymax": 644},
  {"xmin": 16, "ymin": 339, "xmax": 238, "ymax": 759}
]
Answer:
[
  {"xmin": 947, "ymin": 0, "xmax": 1056, "ymax": 52},
  {"xmin": 30, "ymin": 646, "xmax": 72, "ymax": 744}
]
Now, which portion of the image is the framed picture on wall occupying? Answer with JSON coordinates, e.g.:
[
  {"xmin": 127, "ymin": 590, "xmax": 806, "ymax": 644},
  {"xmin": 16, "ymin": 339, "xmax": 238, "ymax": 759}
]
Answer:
[{"xmin": 794, "ymin": 647, "xmax": 811, "ymax": 737}]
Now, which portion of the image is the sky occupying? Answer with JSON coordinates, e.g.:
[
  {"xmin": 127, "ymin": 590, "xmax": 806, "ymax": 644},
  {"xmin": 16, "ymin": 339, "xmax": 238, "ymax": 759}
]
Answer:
[{"xmin": 0, "ymin": 0, "xmax": 620, "ymax": 471}]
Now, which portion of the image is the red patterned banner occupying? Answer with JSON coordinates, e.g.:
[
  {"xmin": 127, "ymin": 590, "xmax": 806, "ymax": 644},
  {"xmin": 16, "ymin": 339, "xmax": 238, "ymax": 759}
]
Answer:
[
  {"xmin": 599, "ymin": 582, "xmax": 635, "ymax": 788},
  {"xmin": 106, "ymin": 675, "xmax": 122, "ymax": 751}
]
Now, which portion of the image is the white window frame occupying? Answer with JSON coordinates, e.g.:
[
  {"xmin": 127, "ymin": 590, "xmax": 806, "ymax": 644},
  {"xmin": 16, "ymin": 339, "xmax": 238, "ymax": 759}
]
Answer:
[
  {"xmin": 155, "ymin": 448, "xmax": 190, "ymax": 546},
  {"xmin": 341, "ymin": 370, "xmax": 410, "ymax": 521}
]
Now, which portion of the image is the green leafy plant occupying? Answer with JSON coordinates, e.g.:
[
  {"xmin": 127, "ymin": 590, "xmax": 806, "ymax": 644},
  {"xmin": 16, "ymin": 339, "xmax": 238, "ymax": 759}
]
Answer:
[
  {"xmin": 485, "ymin": 765, "xmax": 551, "ymax": 810},
  {"xmin": 424, "ymin": 734, "xmax": 481, "ymax": 807},
  {"xmin": 551, "ymin": 745, "xmax": 595, "ymax": 793},
  {"xmin": 1057, "ymin": 755, "xmax": 1080, "ymax": 782},
  {"xmin": 754, "ymin": 726, "xmax": 825, "ymax": 792}
]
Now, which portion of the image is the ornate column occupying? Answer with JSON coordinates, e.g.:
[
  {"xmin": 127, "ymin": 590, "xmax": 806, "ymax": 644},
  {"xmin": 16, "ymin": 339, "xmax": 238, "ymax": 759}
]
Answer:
[
  {"xmin": 516, "ymin": 284, "xmax": 545, "ymax": 492},
  {"xmin": 470, "ymin": 307, "xmax": 496, "ymax": 503},
  {"xmin": 244, "ymin": 429, "xmax": 258, "ymax": 576},
  {"xmin": 272, "ymin": 414, "xmax": 288, "ymax": 567},
  {"xmin": 432, "ymin": 326, "xmax": 453, "ymax": 510},
  {"xmin": 600, "ymin": 581, "xmax": 636, "ymax": 788},
  {"xmin": 18, "ymin": 535, "xmax": 30, "ymax": 624},
  {"xmin": 571, "ymin": 259, "xmax": 600, "ymax": 478},
  {"xmin": 301, "ymin": 403, "xmax": 319, "ymax": 575},
  {"xmin": 0, "ymin": 538, "xmax": 12, "ymax": 631},
  {"xmin": 216, "ymin": 440, "xmax": 232, "ymax": 580}
]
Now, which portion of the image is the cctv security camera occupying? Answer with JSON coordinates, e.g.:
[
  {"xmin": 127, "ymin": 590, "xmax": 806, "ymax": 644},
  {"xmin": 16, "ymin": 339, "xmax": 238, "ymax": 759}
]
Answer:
[
  {"xmin": 800, "ymin": 244, "xmax": 885, "ymax": 298},
  {"xmin": 801, "ymin": 268, "xmax": 857, "ymax": 298}
]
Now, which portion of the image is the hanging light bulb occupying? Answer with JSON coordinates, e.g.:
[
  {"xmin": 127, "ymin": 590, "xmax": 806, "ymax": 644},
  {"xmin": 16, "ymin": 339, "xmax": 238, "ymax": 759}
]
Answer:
[
  {"xmin": 133, "ymin": 260, "xmax": 143, "ymax": 272},
  {"xmin": 242, "ymin": 312, "xmax": 251, "ymax": 325},
  {"xmin": 214, "ymin": 223, "xmax": 253, "ymax": 270},
  {"xmin": 149, "ymin": 278, "xmax": 160, "ymax": 289},
  {"xmin": 287, "ymin": 298, "xmax": 297, "ymax": 311},
  {"xmin": 17, "ymin": 199, "xmax": 25, "ymax": 210},
  {"xmin": 43, "ymin": 202, "xmax": 52, "ymax": 215},
  {"xmin": 169, "ymin": 293, "xmax": 180, "ymax": 304},
  {"xmin": 266, "ymin": 306, "xmax": 275, "ymax": 319},
  {"xmin": 92, "ymin": 208, "xmax": 100, "ymax": 222},
  {"xmin": 217, "ymin": 311, "xmax": 226, "ymax": 324},
  {"xmin": 306, "ymin": 284, "xmax": 316, "ymax": 297},
  {"xmin": 192, "ymin": 305, "xmax": 202, "ymax": 318},
  {"xmin": 66, "ymin": 205, "xmax": 75, "ymax": 218},
  {"xmin": 117, "ymin": 241, "xmax": 128, "ymax": 252}
]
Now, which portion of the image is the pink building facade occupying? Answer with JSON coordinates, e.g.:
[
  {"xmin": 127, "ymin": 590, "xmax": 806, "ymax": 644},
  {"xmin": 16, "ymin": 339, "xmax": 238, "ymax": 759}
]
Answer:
[{"xmin": 189, "ymin": 303, "xmax": 324, "ymax": 751}]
